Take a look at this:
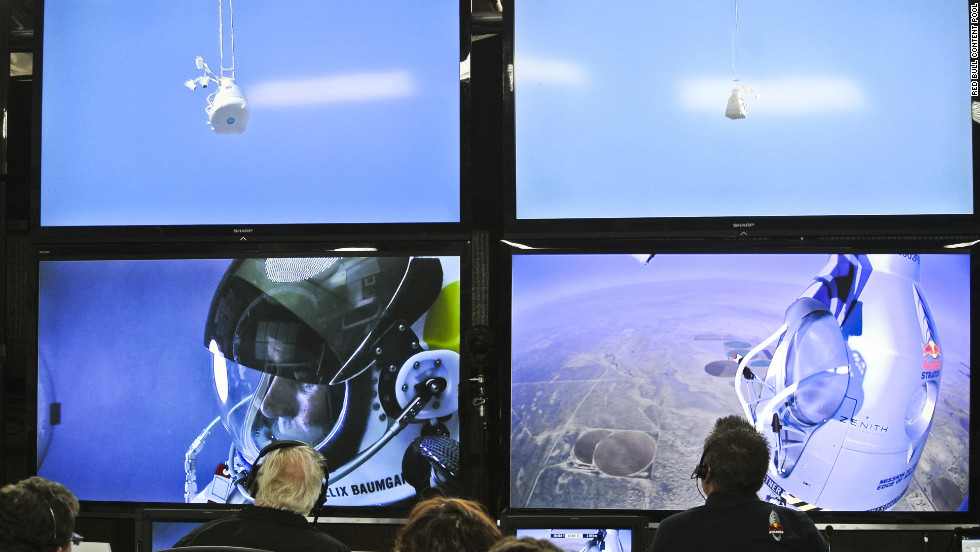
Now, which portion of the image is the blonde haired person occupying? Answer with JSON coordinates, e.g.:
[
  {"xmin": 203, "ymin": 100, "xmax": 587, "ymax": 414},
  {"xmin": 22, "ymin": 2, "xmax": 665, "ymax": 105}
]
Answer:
[
  {"xmin": 251, "ymin": 442, "xmax": 325, "ymax": 515},
  {"xmin": 175, "ymin": 441, "xmax": 350, "ymax": 552}
]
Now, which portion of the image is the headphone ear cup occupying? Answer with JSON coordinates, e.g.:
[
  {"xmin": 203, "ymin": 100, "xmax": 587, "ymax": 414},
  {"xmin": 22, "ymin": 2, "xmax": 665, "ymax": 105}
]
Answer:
[
  {"xmin": 321, "ymin": 451, "xmax": 329, "ymax": 491},
  {"xmin": 692, "ymin": 437, "xmax": 720, "ymax": 480},
  {"xmin": 245, "ymin": 465, "xmax": 260, "ymax": 496},
  {"xmin": 691, "ymin": 448, "xmax": 708, "ymax": 480},
  {"xmin": 309, "ymin": 451, "xmax": 330, "ymax": 516},
  {"xmin": 310, "ymin": 480, "xmax": 329, "ymax": 516}
]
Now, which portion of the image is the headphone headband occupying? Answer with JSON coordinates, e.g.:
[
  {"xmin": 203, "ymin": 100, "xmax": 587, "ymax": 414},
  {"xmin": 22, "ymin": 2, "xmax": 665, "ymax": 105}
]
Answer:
[{"xmin": 48, "ymin": 506, "xmax": 58, "ymax": 544}]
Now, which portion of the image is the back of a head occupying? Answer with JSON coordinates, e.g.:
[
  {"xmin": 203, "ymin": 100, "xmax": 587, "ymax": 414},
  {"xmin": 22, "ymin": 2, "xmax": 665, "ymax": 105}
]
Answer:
[
  {"xmin": 702, "ymin": 415, "xmax": 771, "ymax": 494},
  {"xmin": 394, "ymin": 497, "xmax": 502, "ymax": 552},
  {"xmin": 489, "ymin": 536, "xmax": 563, "ymax": 552},
  {"xmin": 252, "ymin": 444, "xmax": 326, "ymax": 516},
  {"xmin": 0, "ymin": 477, "xmax": 79, "ymax": 552}
]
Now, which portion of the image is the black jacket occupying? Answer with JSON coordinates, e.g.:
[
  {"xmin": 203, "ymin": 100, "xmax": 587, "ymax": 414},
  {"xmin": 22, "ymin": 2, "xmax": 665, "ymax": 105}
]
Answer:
[
  {"xmin": 174, "ymin": 505, "xmax": 351, "ymax": 552},
  {"xmin": 649, "ymin": 492, "xmax": 829, "ymax": 552}
]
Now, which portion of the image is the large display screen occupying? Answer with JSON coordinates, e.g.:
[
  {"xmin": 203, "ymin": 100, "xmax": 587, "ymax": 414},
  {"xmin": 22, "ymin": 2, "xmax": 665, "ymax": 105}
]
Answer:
[
  {"xmin": 510, "ymin": 1, "xmax": 973, "ymax": 220},
  {"xmin": 510, "ymin": 252, "xmax": 971, "ymax": 514},
  {"xmin": 38, "ymin": 255, "xmax": 462, "ymax": 507},
  {"xmin": 39, "ymin": 2, "xmax": 461, "ymax": 227}
]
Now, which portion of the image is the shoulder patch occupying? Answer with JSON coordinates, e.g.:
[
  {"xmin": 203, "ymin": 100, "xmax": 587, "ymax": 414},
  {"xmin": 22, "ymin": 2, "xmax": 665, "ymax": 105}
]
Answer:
[{"xmin": 768, "ymin": 510, "xmax": 784, "ymax": 542}]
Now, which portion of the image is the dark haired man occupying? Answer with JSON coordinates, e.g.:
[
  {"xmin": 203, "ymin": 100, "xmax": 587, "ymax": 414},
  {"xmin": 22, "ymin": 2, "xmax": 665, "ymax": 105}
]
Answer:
[
  {"xmin": 649, "ymin": 415, "xmax": 828, "ymax": 551},
  {"xmin": 0, "ymin": 476, "xmax": 80, "ymax": 552}
]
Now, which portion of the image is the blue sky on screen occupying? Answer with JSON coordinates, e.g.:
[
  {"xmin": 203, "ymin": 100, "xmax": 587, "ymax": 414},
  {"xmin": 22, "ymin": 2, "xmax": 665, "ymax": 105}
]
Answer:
[
  {"xmin": 41, "ymin": 1, "xmax": 460, "ymax": 226},
  {"xmin": 37, "ymin": 259, "xmax": 231, "ymax": 501},
  {"xmin": 514, "ymin": 1, "xmax": 973, "ymax": 218},
  {"xmin": 511, "ymin": 253, "xmax": 969, "ymax": 342}
]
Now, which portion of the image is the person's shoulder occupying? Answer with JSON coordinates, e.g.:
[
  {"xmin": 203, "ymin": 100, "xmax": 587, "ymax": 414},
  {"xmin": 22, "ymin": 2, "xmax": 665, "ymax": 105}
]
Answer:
[
  {"xmin": 649, "ymin": 508, "xmax": 704, "ymax": 552},
  {"xmin": 313, "ymin": 530, "xmax": 352, "ymax": 552},
  {"xmin": 171, "ymin": 515, "xmax": 229, "ymax": 546},
  {"xmin": 657, "ymin": 505, "xmax": 705, "ymax": 528}
]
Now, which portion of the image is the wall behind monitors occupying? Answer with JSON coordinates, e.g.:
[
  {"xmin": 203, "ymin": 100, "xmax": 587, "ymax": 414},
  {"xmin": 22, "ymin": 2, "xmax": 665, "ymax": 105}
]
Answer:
[
  {"xmin": 504, "ymin": 0, "xmax": 975, "ymax": 235},
  {"xmin": 37, "ymin": 1, "xmax": 464, "ymax": 232},
  {"xmin": 508, "ymin": 247, "xmax": 974, "ymax": 521},
  {"xmin": 36, "ymin": 248, "xmax": 464, "ymax": 509}
]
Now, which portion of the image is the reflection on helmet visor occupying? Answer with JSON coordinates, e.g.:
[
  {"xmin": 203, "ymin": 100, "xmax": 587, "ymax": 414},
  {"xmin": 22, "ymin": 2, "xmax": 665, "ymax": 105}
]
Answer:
[
  {"xmin": 254, "ymin": 375, "xmax": 345, "ymax": 443},
  {"xmin": 232, "ymin": 294, "xmax": 341, "ymax": 384},
  {"xmin": 215, "ymin": 353, "xmax": 349, "ymax": 463}
]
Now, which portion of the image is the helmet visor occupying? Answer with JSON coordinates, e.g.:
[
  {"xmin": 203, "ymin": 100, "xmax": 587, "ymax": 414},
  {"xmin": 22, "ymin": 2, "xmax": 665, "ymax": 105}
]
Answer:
[{"xmin": 210, "ymin": 339, "xmax": 348, "ymax": 464}]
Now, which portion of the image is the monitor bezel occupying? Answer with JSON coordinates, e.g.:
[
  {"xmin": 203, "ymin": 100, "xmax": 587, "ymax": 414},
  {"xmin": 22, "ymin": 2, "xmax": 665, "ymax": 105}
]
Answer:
[
  {"xmin": 25, "ymin": 240, "xmax": 473, "ymax": 517},
  {"xmin": 500, "ymin": 0, "xmax": 980, "ymax": 239},
  {"xmin": 30, "ymin": 0, "xmax": 473, "ymax": 241},
  {"xmin": 497, "ymin": 236, "xmax": 979, "ymax": 525}
]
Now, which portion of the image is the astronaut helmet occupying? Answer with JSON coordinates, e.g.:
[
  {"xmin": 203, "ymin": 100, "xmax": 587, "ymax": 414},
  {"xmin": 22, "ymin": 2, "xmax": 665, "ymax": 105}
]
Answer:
[{"xmin": 203, "ymin": 256, "xmax": 453, "ymax": 468}]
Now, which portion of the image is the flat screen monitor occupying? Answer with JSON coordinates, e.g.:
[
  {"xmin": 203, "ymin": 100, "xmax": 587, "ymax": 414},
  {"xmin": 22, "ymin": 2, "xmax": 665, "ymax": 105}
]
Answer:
[
  {"xmin": 508, "ymin": 248, "xmax": 974, "ymax": 522},
  {"xmin": 501, "ymin": 513, "xmax": 645, "ymax": 552},
  {"xmin": 505, "ymin": 0, "xmax": 975, "ymax": 234},
  {"xmin": 36, "ymin": 250, "xmax": 463, "ymax": 509},
  {"xmin": 37, "ymin": 1, "xmax": 463, "ymax": 231}
]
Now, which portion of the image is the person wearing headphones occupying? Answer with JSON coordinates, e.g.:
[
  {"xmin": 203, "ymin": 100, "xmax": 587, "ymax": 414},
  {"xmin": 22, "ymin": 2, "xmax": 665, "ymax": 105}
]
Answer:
[
  {"xmin": 175, "ymin": 441, "xmax": 350, "ymax": 552},
  {"xmin": 0, "ymin": 477, "xmax": 80, "ymax": 552},
  {"xmin": 649, "ymin": 415, "xmax": 828, "ymax": 552}
]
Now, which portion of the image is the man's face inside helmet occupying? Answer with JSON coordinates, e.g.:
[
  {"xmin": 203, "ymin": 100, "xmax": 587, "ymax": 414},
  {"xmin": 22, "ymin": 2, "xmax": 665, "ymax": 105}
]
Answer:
[
  {"xmin": 259, "ymin": 374, "xmax": 337, "ymax": 443},
  {"xmin": 206, "ymin": 256, "xmax": 452, "ymax": 468},
  {"xmin": 211, "ymin": 343, "xmax": 349, "ymax": 463},
  {"xmin": 210, "ymin": 292, "xmax": 350, "ymax": 463}
]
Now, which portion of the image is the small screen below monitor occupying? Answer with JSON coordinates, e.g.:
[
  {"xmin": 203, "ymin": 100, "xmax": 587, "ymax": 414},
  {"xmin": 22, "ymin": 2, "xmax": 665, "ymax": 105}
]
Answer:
[
  {"xmin": 503, "ymin": 514, "xmax": 645, "ymax": 552},
  {"xmin": 151, "ymin": 520, "xmax": 207, "ymax": 551},
  {"xmin": 515, "ymin": 528, "xmax": 634, "ymax": 552}
]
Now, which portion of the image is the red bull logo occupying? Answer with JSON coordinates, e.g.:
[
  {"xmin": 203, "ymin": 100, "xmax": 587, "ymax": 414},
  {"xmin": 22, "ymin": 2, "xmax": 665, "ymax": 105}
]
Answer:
[
  {"xmin": 768, "ymin": 511, "xmax": 784, "ymax": 542},
  {"xmin": 922, "ymin": 340, "xmax": 941, "ymax": 371}
]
